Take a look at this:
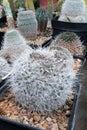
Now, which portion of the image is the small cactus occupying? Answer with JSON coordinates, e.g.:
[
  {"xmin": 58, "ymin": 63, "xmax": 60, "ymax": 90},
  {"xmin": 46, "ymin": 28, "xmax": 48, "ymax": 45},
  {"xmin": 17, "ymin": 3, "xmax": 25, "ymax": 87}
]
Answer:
[
  {"xmin": 47, "ymin": 0, "xmax": 53, "ymax": 19},
  {"xmin": 36, "ymin": 7, "xmax": 48, "ymax": 33},
  {"xmin": 17, "ymin": 10, "xmax": 38, "ymax": 40},
  {"xmin": 55, "ymin": 0, "xmax": 64, "ymax": 14},
  {"xmin": 58, "ymin": 32, "xmax": 78, "ymax": 43},
  {"xmin": 0, "ymin": 57, "xmax": 11, "ymax": 78},
  {"xmin": 1, "ymin": 29, "xmax": 30, "ymax": 62},
  {"xmin": 52, "ymin": 32, "xmax": 83, "ymax": 56},
  {"xmin": 10, "ymin": 47, "xmax": 75, "ymax": 113}
]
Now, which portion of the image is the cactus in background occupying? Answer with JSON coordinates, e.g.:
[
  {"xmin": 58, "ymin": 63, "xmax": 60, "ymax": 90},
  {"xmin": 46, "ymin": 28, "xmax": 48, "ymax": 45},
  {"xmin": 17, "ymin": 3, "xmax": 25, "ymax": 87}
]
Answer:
[
  {"xmin": 85, "ymin": 0, "xmax": 87, "ymax": 6},
  {"xmin": 17, "ymin": 10, "xmax": 38, "ymax": 40},
  {"xmin": 59, "ymin": 0, "xmax": 86, "ymax": 22},
  {"xmin": 2, "ymin": 0, "xmax": 14, "ymax": 28},
  {"xmin": 55, "ymin": 0, "xmax": 64, "ymax": 14},
  {"xmin": 10, "ymin": 47, "xmax": 75, "ymax": 113},
  {"xmin": 1, "ymin": 29, "xmax": 30, "ymax": 62},
  {"xmin": 52, "ymin": 32, "xmax": 83, "ymax": 56},
  {"xmin": 0, "ymin": 5, "xmax": 3, "ymax": 18},
  {"xmin": 36, "ymin": 7, "xmax": 48, "ymax": 33},
  {"xmin": 47, "ymin": 0, "xmax": 53, "ymax": 19},
  {"xmin": 0, "ymin": 57, "xmax": 11, "ymax": 78},
  {"xmin": 61, "ymin": 0, "xmax": 86, "ymax": 17},
  {"xmin": 25, "ymin": 0, "xmax": 35, "ymax": 11}
]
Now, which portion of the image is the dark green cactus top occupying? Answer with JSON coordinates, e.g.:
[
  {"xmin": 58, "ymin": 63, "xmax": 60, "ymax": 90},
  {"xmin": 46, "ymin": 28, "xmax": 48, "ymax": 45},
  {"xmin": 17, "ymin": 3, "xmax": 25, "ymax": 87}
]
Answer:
[{"xmin": 36, "ymin": 7, "xmax": 48, "ymax": 22}]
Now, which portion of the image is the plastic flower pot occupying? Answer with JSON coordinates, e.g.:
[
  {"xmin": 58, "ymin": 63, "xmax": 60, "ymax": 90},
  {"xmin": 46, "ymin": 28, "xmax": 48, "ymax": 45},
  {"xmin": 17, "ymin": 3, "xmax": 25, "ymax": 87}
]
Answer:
[
  {"xmin": 51, "ymin": 15, "xmax": 87, "ymax": 46},
  {"xmin": 39, "ymin": 0, "xmax": 57, "ymax": 10},
  {"xmin": 0, "ymin": 116, "xmax": 43, "ymax": 130},
  {"xmin": 0, "ymin": 32, "xmax": 5, "ymax": 49}
]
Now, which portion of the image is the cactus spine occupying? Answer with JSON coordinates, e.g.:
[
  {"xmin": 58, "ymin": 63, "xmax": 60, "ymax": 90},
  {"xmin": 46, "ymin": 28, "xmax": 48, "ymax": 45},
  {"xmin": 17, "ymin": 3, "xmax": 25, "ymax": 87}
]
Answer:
[
  {"xmin": 10, "ymin": 47, "xmax": 75, "ymax": 113},
  {"xmin": 17, "ymin": 10, "xmax": 38, "ymax": 40},
  {"xmin": 0, "ymin": 57, "xmax": 11, "ymax": 78}
]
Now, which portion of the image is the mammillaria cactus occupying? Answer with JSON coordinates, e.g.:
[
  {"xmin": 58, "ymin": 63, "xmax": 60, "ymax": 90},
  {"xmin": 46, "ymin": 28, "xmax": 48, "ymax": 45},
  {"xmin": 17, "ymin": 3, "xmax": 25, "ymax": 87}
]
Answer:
[
  {"xmin": 51, "ymin": 32, "xmax": 83, "ymax": 56},
  {"xmin": 36, "ymin": 7, "xmax": 48, "ymax": 33},
  {"xmin": 1, "ymin": 29, "xmax": 30, "ymax": 62},
  {"xmin": 0, "ymin": 57, "xmax": 11, "ymax": 78},
  {"xmin": 10, "ymin": 47, "xmax": 75, "ymax": 113},
  {"xmin": 17, "ymin": 10, "xmax": 38, "ymax": 40},
  {"xmin": 59, "ymin": 0, "xmax": 86, "ymax": 22}
]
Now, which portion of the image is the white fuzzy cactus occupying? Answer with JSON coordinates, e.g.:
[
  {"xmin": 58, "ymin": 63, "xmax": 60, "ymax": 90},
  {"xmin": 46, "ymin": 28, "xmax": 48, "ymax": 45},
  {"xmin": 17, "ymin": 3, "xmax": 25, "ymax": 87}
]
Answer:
[
  {"xmin": 17, "ymin": 10, "xmax": 38, "ymax": 40},
  {"xmin": 61, "ymin": 0, "xmax": 86, "ymax": 17},
  {"xmin": 59, "ymin": 0, "xmax": 86, "ymax": 22},
  {"xmin": 1, "ymin": 29, "xmax": 31, "ymax": 62},
  {"xmin": 10, "ymin": 47, "xmax": 75, "ymax": 113},
  {"xmin": 0, "ymin": 57, "xmax": 11, "ymax": 78}
]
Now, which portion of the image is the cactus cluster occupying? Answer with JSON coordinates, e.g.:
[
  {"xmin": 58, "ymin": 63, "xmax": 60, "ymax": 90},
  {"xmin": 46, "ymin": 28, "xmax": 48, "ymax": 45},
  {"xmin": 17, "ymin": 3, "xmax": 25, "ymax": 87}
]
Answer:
[
  {"xmin": 0, "ymin": 57, "xmax": 11, "ymax": 78},
  {"xmin": 59, "ymin": 0, "xmax": 87, "ymax": 22},
  {"xmin": 17, "ymin": 10, "xmax": 38, "ymax": 40},
  {"xmin": 10, "ymin": 47, "xmax": 75, "ymax": 113},
  {"xmin": 1, "ymin": 29, "xmax": 30, "ymax": 62},
  {"xmin": 36, "ymin": 7, "xmax": 48, "ymax": 33}
]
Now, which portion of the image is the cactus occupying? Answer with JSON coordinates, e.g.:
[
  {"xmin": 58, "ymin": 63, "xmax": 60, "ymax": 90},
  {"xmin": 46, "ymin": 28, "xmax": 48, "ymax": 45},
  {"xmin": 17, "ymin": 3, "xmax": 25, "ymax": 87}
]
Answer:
[
  {"xmin": 52, "ymin": 32, "xmax": 83, "ymax": 56},
  {"xmin": 1, "ymin": 29, "xmax": 30, "ymax": 62},
  {"xmin": 58, "ymin": 32, "xmax": 79, "ymax": 43},
  {"xmin": 47, "ymin": 0, "xmax": 53, "ymax": 19},
  {"xmin": 36, "ymin": 7, "xmax": 48, "ymax": 33},
  {"xmin": 69, "ymin": 16, "xmax": 87, "ymax": 23},
  {"xmin": 25, "ymin": 0, "xmax": 35, "ymax": 11},
  {"xmin": 85, "ymin": 0, "xmax": 87, "ymax": 6},
  {"xmin": 10, "ymin": 47, "xmax": 75, "ymax": 113},
  {"xmin": 55, "ymin": 0, "xmax": 64, "ymax": 14},
  {"xmin": 0, "ymin": 57, "xmax": 11, "ymax": 78},
  {"xmin": 17, "ymin": 10, "xmax": 38, "ymax": 40},
  {"xmin": 61, "ymin": 0, "xmax": 86, "ymax": 17},
  {"xmin": 59, "ymin": 0, "xmax": 86, "ymax": 22},
  {"xmin": 0, "ymin": 5, "xmax": 3, "ymax": 18},
  {"xmin": 2, "ymin": 0, "xmax": 14, "ymax": 28}
]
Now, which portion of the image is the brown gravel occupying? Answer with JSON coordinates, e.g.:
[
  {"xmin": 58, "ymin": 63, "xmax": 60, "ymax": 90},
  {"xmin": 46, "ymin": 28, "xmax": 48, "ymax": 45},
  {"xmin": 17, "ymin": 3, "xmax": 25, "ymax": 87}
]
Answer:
[
  {"xmin": 0, "ymin": 90, "xmax": 70, "ymax": 130},
  {"xmin": 0, "ymin": 27, "xmax": 8, "ymax": 32},
  {"xmin": 27, "ymin": 28, "xmax": 52, "ymax": 45}
]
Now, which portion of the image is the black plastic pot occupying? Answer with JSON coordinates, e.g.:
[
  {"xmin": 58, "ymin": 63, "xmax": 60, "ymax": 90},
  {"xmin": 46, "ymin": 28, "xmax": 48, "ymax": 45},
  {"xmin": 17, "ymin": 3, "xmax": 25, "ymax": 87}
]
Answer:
[
  {"xmin": 0, "ymin": 16, "xmax": 6, "ymax": 25},
  {"xmin": 67, "ymin": 84, "xmax": 81, "ymax": 130},
  {"xmin": 51, "ymin": 16, "xmax": 87, "ymax": 45},
  {"xmin": 0, "ymin": 32, "xmax": 5, "ymax": 49},
  {"xmin": 0, "ymin": 116, "xmax": 42, "ymax": 130}
]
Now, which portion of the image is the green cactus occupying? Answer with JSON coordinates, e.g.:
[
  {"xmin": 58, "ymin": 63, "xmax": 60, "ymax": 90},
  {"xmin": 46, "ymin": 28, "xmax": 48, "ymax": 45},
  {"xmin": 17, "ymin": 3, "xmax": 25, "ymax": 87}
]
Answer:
[
  {"xmin": 36, "ymin": 7, "xmax": 48, "ymax": 33},
  {"xmin": 47, "ymin": 0, "xmax": 53, "ymax": 19},
  {"xmin": 55, "ymin": 0, "xmax": 64, "ymax": 13},
  {"xmin": 58, "ymin": 32, "xmax": 78, "ymax": 43},
  {"xmin": 17, "ymin": 10, "xmax": 38, "ymax": 40}
]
